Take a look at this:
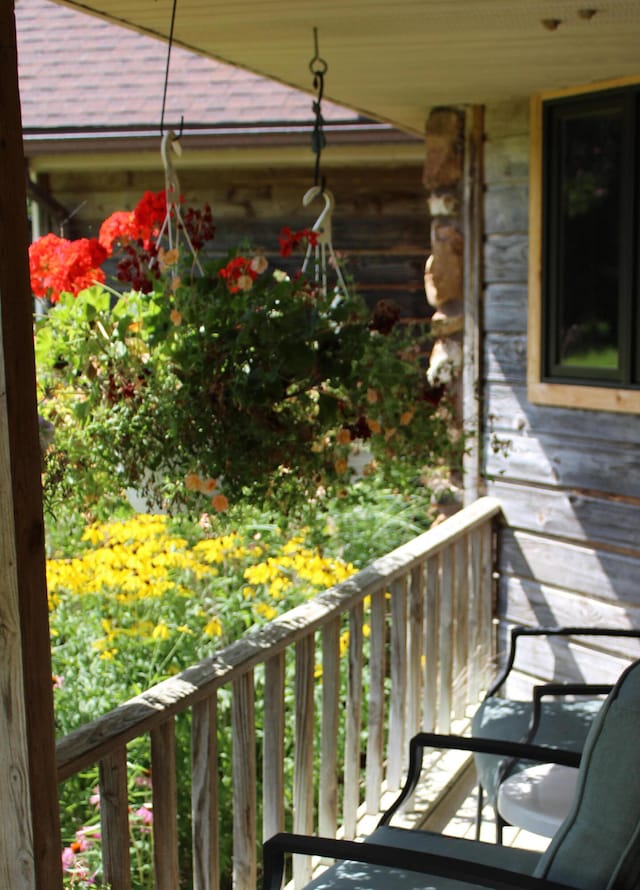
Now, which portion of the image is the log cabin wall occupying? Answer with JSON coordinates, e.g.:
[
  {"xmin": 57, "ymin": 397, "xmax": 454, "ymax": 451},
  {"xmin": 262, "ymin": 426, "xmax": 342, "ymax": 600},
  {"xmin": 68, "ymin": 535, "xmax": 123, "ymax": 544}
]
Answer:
[
  {"xmin": 34, "ymin": 160, "xmax": 431, "ymax": 320},
  {"xmin": 481, "ymin": 99, "xmax": 640, "ymax": 688}
]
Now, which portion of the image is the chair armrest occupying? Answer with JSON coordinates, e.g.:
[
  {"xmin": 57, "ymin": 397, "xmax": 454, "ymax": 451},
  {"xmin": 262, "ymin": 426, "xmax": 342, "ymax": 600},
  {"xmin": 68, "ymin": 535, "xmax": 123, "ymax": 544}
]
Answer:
[
  {"xmin": 379, "ymin": 732, "xmax": 580, "ymax": 827},
  {"xmin": 485, "ymin": 626, "xmax": 640, "ymax": 698},
  {"xmin": 526, "ymin": 682, "xmax": 613, "ymax": 745},
  {"xmin": 262, "ymin": 832, "xmax": 575, "ymax": 890}
]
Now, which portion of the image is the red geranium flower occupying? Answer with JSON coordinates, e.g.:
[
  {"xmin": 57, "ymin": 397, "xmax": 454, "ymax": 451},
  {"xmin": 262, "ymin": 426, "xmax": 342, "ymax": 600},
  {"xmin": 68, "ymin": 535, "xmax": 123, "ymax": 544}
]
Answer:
[
  {"xmin": 278, "ymin": 227, "xmax": 319, "ymax": 258},
  {"xmin": 98, "ymin": 210, "xmax": 137, "ymax": 253},
  {"xmin": 218, "ymin": 256, "xmax": 259, "ymax": 293},
  {"xmin": 134, "ymin": 191, "xmax": 168, "ymax": 247},
  {"xmin": 29, "ymin": 233, "xmax": 107, "ymax": 302}
]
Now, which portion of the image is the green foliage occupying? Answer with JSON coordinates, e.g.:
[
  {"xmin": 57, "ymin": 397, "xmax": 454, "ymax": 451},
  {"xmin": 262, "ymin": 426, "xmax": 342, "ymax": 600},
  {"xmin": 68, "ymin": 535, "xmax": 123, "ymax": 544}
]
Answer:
[
  {"xmin": 50, "ymin": 468, "xmax": 456, "ymax": 888},
  {"xmin": 36, "ymin": 244, "xmax": 460, "ymax": 517},
  {"xmin": 51, "ymin": 509, "xmax": 358, "ymax": 886},
  {"xmin": 35, "ymin": 198, "xmax": 463, "ymax": 887}
]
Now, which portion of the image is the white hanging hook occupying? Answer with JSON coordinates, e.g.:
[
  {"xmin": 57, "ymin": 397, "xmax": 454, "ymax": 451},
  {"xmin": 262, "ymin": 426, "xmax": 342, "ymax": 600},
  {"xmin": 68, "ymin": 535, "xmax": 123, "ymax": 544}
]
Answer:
[
  {"xmin": 161, "ymin": 129, "xmax": 182, "ymax": 202},
  {"xmin": 301, "ymin": 185, "xmax": 349, "ymax": 299},
  {"xmin": 303, "ymin": 185, "xmax": 334, "ymax": 245},
  {"xmin": 157, "ymin": 130, "xmax": 203, "ymax": 275}
]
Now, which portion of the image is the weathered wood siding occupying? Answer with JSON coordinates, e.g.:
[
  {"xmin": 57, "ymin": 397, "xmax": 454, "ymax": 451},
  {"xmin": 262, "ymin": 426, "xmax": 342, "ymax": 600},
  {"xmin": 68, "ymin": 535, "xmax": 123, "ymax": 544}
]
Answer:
[
  {"xmin": 41, "ymin": 162, "xmax": 430, "ymax": 318},
  {"xmin": 482, "ymin": 99, "xmax": 640, "ymax": 683}
]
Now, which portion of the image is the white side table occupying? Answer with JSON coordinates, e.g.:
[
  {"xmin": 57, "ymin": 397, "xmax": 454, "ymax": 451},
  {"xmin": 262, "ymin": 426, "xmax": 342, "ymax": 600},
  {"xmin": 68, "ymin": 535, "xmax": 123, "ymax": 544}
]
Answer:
[{"xmin": 497, "ymin": 763, "xmax": 580, "ymax": 838}]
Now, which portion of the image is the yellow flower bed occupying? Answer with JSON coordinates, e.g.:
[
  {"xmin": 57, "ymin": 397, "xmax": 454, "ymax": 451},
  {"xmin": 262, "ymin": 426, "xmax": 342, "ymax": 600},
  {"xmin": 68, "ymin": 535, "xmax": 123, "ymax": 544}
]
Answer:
[{"xmin": 49, "ymin": 514, "xmax": 356, "ymax": 714}]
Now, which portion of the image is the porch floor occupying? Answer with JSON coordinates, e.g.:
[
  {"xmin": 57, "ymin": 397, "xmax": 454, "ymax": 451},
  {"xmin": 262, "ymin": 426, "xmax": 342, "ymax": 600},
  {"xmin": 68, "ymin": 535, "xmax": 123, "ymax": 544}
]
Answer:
[{"xmin": 441, "ymin": 778, "xmax": 550, "ymax": 853}]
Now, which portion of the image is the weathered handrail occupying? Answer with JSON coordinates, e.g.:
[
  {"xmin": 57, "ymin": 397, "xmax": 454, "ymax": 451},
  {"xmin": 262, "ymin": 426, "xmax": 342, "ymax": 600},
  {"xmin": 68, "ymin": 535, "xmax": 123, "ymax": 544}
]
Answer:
[{"xmin": 56, "ymin": 496, "xmax": 502, "ymax": 889}]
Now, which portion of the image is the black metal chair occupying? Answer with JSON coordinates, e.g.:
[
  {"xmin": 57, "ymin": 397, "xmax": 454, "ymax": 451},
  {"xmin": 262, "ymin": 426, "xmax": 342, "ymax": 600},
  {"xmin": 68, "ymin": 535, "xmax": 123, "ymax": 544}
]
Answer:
[
  {"xmin": 471, "ymin": 625, "xmax": 640, "ymax": 842},
  {"xmin": 263, "ymin": 657, "xmax": 640, "ymax": 889}
]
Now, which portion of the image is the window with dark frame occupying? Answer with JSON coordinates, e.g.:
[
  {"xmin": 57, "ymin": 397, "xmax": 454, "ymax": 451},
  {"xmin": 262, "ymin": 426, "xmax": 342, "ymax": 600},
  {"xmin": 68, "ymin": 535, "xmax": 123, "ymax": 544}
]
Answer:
[{"xmin": 542, "ymin": 85, "xmax": 639, "ymax": 388}]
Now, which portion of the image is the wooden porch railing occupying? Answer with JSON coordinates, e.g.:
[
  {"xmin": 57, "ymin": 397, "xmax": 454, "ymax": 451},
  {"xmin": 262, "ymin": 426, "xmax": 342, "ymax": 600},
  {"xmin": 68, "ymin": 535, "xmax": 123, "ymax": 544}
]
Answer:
[{"xmin": 56, "ymin": 496, "xmax": 501, "ymax": 889}]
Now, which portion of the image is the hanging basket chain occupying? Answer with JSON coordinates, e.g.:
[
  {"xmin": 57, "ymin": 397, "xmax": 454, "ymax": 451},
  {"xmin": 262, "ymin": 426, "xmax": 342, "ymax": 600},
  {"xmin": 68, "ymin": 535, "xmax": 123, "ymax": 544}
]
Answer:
[
  {"xmin": 302, "ymin": 28, "xmax": 349, "ymax": 299},
  {"xmin": 160, "ymin": 0, "xmax": 179, "ymax": 137},
  {"xmin": 309, "ymin": 26, "xmax": 328, "ymax": 191},
  {"xmin": 155, "ymin": 0, "xmax": 202, "ymax": 275}
]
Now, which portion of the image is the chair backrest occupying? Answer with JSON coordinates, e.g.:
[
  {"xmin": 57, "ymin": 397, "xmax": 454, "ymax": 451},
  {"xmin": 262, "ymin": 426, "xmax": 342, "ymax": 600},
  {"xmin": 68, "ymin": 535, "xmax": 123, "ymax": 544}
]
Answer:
[{"xmin": 534, "ymin": 658, "xmax": 640, "ymax": 890}]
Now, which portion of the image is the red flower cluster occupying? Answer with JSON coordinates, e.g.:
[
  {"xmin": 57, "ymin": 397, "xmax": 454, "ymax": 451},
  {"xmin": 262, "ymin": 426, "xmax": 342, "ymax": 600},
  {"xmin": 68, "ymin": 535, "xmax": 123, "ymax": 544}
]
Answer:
[
  {"xmin": 115, "ymin": 243, "xmax": 160, "ymax": 294},
  {"xmin": 29, "ymin": 233, "xmax": 108, "ymax": 302},
  {"xmin": 182, "ymin": 204, "xmax": 215, "ymax": 251},
  {"xmin": 97, "ymin": 193, "xmax": 216, "ymax": 290},
  {"xmin": 218, "ymin": 256, "xmax": 259, "ymax": 293},
  {"xmin": 99, "ymin": 191, "xmax": 168, "ymax": 252},
  {"xmin": 278, "ymin": 227, "xmax": 319, "ymax": 258},
  {"xmin": 97, "ymin": 210, "xmax": 135, "ymax": 252},
  {"xmin": 134, "ymin": 190, "xmax": 168, "ymax": 245}
]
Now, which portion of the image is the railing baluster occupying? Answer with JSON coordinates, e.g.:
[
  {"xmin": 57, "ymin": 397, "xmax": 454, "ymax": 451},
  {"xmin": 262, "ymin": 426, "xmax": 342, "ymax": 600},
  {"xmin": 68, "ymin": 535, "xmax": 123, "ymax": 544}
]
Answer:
[
  {"xmin": 232, "ymin": 671, "xmax": 256, "ymax": 890},
  {"xmin": 365, "ymin": 588, "xmax": 386, "ymax": 813},
  {"xmin": 151, "ymin": 718, "xmax": 180, "ymax": 890},
  {"xmin": 344, "ymin": 603, "xmax": 363, "ymax": 838},
  {"xmin": 424, "ymin": 555, "xmax": 440, "ymax": 731},
  {"xmin": 480, "ymin": 518, "xmax": 497, "ymax": 687},
  {"xmin": 438, "ymin": 547, "xmax": 454, "ymax": 733},
  {"xmin": 387, "ymin": 573, "xmax": 408, "ymax": 790},
  {"xmin": 453, "ymin": 535, "xmax": 468, "ymax": 719},
  {"xmin": 263, "ymin": 653, "xmax": 285, "ymax": 844},
  {"xmin": 320, "ymin": 618, "xmax": 340, "ymax": 836},
  {"xmin": 99, "ymin": 746, "xmax": 131, "ymax": 890},
  {"xmin": 293, "ymin": 634, "xmax": 315, "ymax": 888},
  {"xmin": 468, "ymin": 527, "xmax": 481, "ymax": 703},
  {"xmin": 407, "ymin": 564, "xmax": 425, "ymax": 739},
  {"xmin": 192, "ymin": 695, "xmax": 219, "ymax": 890}
]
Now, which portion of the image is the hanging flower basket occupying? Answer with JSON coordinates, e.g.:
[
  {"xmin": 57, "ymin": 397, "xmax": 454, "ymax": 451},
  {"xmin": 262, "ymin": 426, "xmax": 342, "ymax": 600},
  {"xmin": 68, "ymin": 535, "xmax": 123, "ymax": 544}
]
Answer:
[{"xmin": 33, "ymin": 190, "xmax": 458, "ymax": 516}]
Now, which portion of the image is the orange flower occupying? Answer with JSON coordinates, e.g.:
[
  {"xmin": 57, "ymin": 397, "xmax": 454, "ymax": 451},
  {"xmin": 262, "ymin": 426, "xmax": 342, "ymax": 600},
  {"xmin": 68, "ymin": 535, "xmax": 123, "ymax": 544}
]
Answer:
[
  {"xmin": 250, "ymin": 253, "xmax": 268, "ymax": 274},
  {"xmin": 334, "ymin": 458, "xmax": 349, "ymax": 475},
  {"xmin": 185, "ymin": 473, "xmax": 202, "ymax": 491},
  {"xmin": 211, "ymin": 493, "xmax": 229, "ymax": 512},
  {"xmin": 400, "ymin": 410, "xmax": 414, "ymax": 426},
  {"xmin": 336, "ymin": 428, "xmax": 352, "ymax": 445},
  {"xmin": 369, "ymin": 419, "xmax": 382, "ymax": 434},
  {"xmin": 158, "ymin": 247, "xmax": 179, "ymax": 271},
  {"xmin": 170, "ymin": 308, "xmax": 182, "ymax": 326},
  {"xmin": 366, "ymin": 388, "xmax": 380, "ymax": 404},
  {"xmin": 236, "ymin": 273, "xmax": 255, "ymax": 293}
]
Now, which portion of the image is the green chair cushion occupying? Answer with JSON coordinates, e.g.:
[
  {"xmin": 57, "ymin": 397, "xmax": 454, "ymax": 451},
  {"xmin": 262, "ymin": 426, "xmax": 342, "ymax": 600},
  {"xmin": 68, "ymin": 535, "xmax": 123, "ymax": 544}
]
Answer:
[
  {"xmin": 534, "ymin": 660, "xmax": 640, "ymax": 890},
  {"xmin": 472, "ymin": 697, "xmax": 603, "ymax": 804},
  {"xmin": 303, "ymin": 824, "xmax": 541, "ymax": 888}
]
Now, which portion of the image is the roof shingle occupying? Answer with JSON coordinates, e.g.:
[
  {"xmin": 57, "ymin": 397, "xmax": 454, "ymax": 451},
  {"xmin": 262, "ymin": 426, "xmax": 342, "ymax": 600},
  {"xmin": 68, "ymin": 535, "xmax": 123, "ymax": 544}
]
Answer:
[{"xmin": 16, "ymin": 0, "xmax": 360, "ymax": 132}]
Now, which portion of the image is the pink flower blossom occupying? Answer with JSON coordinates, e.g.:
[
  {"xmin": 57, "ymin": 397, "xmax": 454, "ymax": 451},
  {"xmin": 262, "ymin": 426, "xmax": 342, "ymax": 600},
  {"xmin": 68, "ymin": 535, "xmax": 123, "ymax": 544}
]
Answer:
[{"xmin": 135, "ymin": 804, "xmax": 153, "ymax": 825}]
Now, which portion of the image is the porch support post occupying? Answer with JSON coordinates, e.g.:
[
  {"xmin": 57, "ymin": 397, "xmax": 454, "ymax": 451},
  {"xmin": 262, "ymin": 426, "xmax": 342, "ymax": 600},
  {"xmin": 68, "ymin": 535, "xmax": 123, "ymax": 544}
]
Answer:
[
  {"xmin": 0, "ymin": 4, "xmax": 62, "ymax": 888},
  {"xmin": 422, "ymin": 106, "xmax": 484, "ymax": 503},
  {"xmin": 462, "ymin": 105, "xmax": 484, "ymax": 504}
]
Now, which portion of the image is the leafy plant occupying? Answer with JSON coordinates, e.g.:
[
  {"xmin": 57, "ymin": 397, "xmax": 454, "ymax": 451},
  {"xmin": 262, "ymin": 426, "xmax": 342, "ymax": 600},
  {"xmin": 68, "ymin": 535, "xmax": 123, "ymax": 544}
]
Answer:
[{"xmin": 33, "ymin": 191, "xmax": 460, "ymax": 517}]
